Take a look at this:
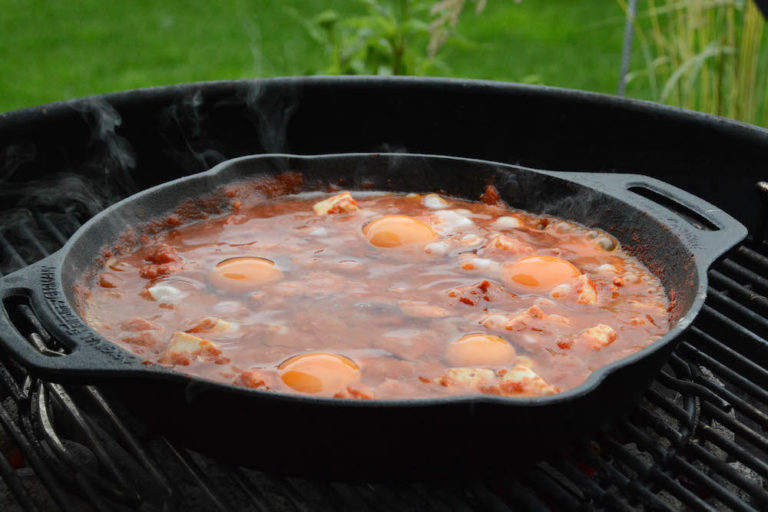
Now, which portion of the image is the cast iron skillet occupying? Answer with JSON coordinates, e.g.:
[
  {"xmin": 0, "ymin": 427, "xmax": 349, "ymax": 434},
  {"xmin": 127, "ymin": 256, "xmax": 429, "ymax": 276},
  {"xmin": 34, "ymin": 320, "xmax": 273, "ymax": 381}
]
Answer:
[{"xmin": 0, "ymin": 154, "xmax": 746, "ymax": 477}]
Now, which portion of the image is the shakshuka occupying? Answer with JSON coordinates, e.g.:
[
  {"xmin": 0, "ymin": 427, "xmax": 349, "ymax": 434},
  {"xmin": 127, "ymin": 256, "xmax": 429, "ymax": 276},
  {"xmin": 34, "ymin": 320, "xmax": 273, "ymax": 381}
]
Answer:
[{"xmin": 78, "ymin": 185, "xmax": 670, "ymax": 399}]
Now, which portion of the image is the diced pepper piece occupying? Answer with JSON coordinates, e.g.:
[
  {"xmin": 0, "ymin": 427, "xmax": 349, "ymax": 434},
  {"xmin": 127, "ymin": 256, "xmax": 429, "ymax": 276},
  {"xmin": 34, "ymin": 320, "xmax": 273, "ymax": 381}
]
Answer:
[
  {"xmin": 333, "ymin": 384, "xmax": 375, "ymax": 399},
  {"xmin": 235, "ymin": 369, "xmax": 274, "ymax": 390}
]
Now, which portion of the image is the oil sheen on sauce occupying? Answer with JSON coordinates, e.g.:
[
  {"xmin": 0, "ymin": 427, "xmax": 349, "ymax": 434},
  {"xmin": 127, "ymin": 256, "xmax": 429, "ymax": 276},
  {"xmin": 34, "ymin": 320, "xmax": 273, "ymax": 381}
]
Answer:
[{"xmin": 80, "ymin": 190, "xmax": 670, "ymax": 400}]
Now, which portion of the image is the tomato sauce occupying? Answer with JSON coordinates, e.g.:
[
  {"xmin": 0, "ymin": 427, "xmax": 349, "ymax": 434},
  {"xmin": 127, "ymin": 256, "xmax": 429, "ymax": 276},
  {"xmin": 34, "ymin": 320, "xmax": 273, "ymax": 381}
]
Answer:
[{"xmin": 79, "ymin": 189, "xmax": 670, "ymax": 399}]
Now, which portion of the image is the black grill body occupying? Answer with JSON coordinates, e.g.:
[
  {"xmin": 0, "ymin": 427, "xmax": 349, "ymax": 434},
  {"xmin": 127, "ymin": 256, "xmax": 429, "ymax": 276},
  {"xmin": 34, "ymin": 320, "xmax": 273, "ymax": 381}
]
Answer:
[{"xmin": 0, "ymin": 77, "xmax": 767, "ymax": 511}]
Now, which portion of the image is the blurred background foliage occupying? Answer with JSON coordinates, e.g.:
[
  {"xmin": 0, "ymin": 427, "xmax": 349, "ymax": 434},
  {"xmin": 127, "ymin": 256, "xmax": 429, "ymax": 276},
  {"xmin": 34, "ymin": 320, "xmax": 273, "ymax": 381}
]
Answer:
[
  {"xmin": 622, "ymin": 0, "xmax": 768, "ymax": 126},
  {"xmin": 0, "ymin": 0, "xmax": 632, "ymax": 112},
  {"xmin": 0, "ymin": 0, "xmax": 766, "ymax": 126}
]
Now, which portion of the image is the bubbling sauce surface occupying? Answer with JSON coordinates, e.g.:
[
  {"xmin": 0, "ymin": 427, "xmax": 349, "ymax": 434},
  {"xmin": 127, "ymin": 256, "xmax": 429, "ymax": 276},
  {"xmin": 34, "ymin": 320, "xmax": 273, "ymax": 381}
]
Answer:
[{"xmin": 80, "ymin": 190, "xmax": 670, "ymax": 399}]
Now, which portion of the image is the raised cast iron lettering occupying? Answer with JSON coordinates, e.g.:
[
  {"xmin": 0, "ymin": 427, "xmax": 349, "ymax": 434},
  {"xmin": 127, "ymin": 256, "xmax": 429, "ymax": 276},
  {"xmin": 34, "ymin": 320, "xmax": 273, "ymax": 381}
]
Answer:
[{"xmin": 38, "ymin": 266, "xmax": 137, "ymax": 365}]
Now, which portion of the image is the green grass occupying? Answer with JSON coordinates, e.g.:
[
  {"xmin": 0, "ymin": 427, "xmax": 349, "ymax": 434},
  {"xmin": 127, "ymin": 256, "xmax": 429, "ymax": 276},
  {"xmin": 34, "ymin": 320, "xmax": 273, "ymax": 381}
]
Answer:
[{"xmin": 0, "ymin": 0, "xmax": 636, "ymax": 113}]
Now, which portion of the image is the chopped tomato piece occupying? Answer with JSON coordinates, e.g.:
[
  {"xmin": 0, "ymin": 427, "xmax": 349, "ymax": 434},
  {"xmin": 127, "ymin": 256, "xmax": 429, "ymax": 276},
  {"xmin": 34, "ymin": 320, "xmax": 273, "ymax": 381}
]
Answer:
[
  {"xmin": 120, "ymin": 318, "xmax": 160, "ymax": 331},
  {"xmin": 145, "ymin": 244, "xmax": 181, "ymax": 264}
]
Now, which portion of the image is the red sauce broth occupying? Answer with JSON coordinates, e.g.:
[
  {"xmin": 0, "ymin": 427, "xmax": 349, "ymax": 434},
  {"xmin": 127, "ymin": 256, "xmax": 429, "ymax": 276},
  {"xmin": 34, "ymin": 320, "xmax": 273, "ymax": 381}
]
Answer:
[{"xmin": 79, "ymin": 190, "xmax": 670, "ymax": 399}]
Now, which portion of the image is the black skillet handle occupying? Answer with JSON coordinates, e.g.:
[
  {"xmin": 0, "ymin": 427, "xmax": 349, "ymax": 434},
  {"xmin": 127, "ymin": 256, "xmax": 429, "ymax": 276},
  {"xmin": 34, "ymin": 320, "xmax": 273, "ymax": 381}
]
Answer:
[
  {"xmin": 550, "ymin": 171, "xmax": 748, "ymax": 268},
  {"xmin": 0, "ymin": 253, "xmax": 145, "ymax": 380}
]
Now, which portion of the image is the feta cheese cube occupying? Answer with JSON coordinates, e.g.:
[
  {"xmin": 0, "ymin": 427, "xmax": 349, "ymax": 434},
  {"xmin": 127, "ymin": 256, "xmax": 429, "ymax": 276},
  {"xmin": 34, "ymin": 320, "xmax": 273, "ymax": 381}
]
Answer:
[
  {"xmin": 422, "ymin": 193, "xmax": 449, "ymax": 209},
  {"xmin": 147, "ymin": 284, "xmax": 187, "ymax": 304},
  {"xmin": 576, "ymin": 324, "xmax": 617, "ymax": 350},
  {"xmin": 498, "ymin": 365, "xmax": 559, "ymax": 395},
  {"xmin": 161, "ymin": 331, "xmax": 221, "ymax": 365},
  {"xmin": 312, "ymin": 191, "xmax": 360, "ymax": 215}
]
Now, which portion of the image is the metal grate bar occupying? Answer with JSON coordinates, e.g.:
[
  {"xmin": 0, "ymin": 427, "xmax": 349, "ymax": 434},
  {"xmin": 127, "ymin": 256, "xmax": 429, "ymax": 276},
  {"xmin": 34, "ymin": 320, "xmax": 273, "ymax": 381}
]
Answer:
[
  {"xmin": 685, "ymin": 440, "xmax": 768, "ymax": 509},
  {"xmin": 0, "ymin": 399, "xmax": 72, "ymax": 511},
  {"xmin": 158, "ymin": 440, "xmax": 229, "ymax": 512},
  {"xmin": 600, "ymin": 435, "xmax": 717, "ymax": 512},
  {"xmin": 620, "ymin": 419, "xmax": 750, "ymax": 512},
  {"xmin": 520, "ymin": 465, "xmax": 583, "ymax": 510},
  {"xmin": 14, "ymin": 224, "xmax": 50, "ymax": 260},
  {"xmin": 577, "ymin": 445, "xmax": 677, "ymax": 512},
  {"xmin": 691, "ymin": 375, "xmax": 768, "ymax": 426},
  {"xmin": 376, "ymin": 481, "xmax": 441, "ymax": 512},
  {"xmin": 225, "ymin": 467, "xmax": 271, "ymax": 512},
  {"xmin": 698, "ymin": 423, "xmax": 768, "ymax": 480},
  {"xmin": 0, "ymin": 361, "xmax": 23, "ymax": 403},
  {"xmin": 464, "ymin": 481, "xmax": 519, "ymax": 512},
  {"xmin": 34, "ymin": 214, "xmax": 68, "ymax": 246},
  {"xmin": 707, "ymin": 288, "xmax": 768, "ymax": 337},
  {"xmin": 32, "ymin": 383, "xmax": 139, "ymax": 505},
  {"xmin": 282, "ymin": 477, "xmax": 342, "ymax": 511},
  {"xmin": 699, "ymin": 305, "xmax": 768, "ymax": 354},
  {"xmin": 0, "ymin": 233, "xmax": 28, "ymax": 268},
  {"xmin": 409, "ymin": 482, "xmax": 475, "ymax": 512},
  {"xmin": 484, "ymin": 478, "xmax": 550, "ymax": 512},
  {"xmin": 735, "ymin": 246, "xmax": 768, "ymax": 272},
  {"xmin": 701, "ymin": 399, "xmax": 768, "ymax": 454},
  {"xmin": 681, "ymin": 343, "xmax": 768, "ymax": 405},
  {"xmin": 328, "ymin": 483, "xmax": 387, "ymax": 512},
  {"xmin": 550, "ymin": 457, "xmax": 634, "ymax": 511},
  {"xmin": 719, "ymin": 259, "xmax": 768, "ymax": 295},
  {"xmin": 685, "ymin": 328, "xmax": 768, "ymax": 386},
  {"xmin": 233, "ymin": 470, "xmax": 305, "ymax": 512},
  {"xmin": 82, "ymin": 386, "xmax": 173, "ymax": 498},
  {"xmin": 0, "ymin": 442, "xmax": 41, "ymax": 512},
  {"xmin": 632, "ymin": 408, "xmax": 762, "ymax": 512},
  {"xmin": 710, "ymin": 270, "xmax": 768, "ymax": 315},
  {"xmin": 644, "ymin": 388, "xmax": 694, "ymax": 426}
]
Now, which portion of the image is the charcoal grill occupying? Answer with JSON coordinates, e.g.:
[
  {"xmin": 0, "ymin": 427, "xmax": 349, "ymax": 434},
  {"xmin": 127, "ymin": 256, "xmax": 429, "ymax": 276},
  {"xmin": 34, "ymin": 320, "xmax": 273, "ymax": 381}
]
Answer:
[{"xmin": 0, "ymin": 77, "xmax": 767, "ymax": 511}]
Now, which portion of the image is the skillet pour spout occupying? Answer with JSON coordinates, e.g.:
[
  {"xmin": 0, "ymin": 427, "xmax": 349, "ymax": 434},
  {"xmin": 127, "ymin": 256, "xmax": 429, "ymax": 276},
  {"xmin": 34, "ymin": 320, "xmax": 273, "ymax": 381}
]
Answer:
[{"xmin": 0, "ymin": 153, "xmax": 746, "ymax": 476}]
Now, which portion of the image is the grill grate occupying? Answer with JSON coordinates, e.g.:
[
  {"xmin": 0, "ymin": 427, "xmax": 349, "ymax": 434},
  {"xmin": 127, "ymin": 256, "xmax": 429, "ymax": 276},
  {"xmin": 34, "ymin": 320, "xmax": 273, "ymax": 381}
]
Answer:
[{"xmin": 0, "ymin": 205, "xmax": 767, "ymax": 511}]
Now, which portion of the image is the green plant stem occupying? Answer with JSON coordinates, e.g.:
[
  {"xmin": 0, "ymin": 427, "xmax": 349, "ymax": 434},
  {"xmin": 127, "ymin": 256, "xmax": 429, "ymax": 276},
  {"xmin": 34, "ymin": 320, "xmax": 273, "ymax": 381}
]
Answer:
[{"xmin": 392, "ymin": 0, "xmax": 409, "ymax": 75}]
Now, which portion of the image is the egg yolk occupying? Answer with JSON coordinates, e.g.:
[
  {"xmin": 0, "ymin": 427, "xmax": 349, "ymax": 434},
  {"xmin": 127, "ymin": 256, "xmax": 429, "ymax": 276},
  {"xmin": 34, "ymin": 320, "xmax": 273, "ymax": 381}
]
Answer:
[
  {"xmin": 363, "ymin": 215, "xmax": 438, "ymax": 248},
  {"xmin": 209, "ymin": 257, "xmax": 282, "ymax": 293},
  {"xmin": 501, "ymin": 255, "xmax": 580, "ymax": 293},
  {"xmin": 445, "ymin": 333, "xmax": 517, "ymax": 367},
  {"xmin": 278, "ymin": 352, "xmax": 361, "ymax": 395}
]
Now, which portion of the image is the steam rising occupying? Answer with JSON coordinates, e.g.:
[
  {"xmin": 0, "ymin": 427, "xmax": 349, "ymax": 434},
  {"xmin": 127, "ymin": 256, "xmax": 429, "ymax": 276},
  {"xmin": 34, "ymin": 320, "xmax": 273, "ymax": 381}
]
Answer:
[
  {"xmin": 0, "ymin": 98, "xmax": 138, "ymax": 274},
  {"xmin": 163, "ymin": 90, "xmax": 227, "ymax": 170},
  {"xmin": 1, "ymin": 141, "xmax": 36, "ymax": 181},
  {"xmin": 241, "ymin": 81, "xmax": 297, "ymax": 155}
]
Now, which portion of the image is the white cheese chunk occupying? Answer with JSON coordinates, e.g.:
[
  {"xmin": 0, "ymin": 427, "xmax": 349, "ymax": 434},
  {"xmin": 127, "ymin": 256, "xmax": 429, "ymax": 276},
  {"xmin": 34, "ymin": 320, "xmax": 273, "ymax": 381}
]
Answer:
[
  {"xmin": 422, "ymin": 193, "xmax": 449, "ymax": 209},
  {"xmin": 498, "ymin": 365, "xmax": 559, "ymax": 395},
  {"xmin": 147, "ymin": 284, "xmax": 187, "ymax": 304},
  {"xmin": 492, "ymin": 216, "xmax": 522, "ymax": 230},
  {"xmin": 432, "ymin": 210, "xmax": 474, "ymax": 233}
]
